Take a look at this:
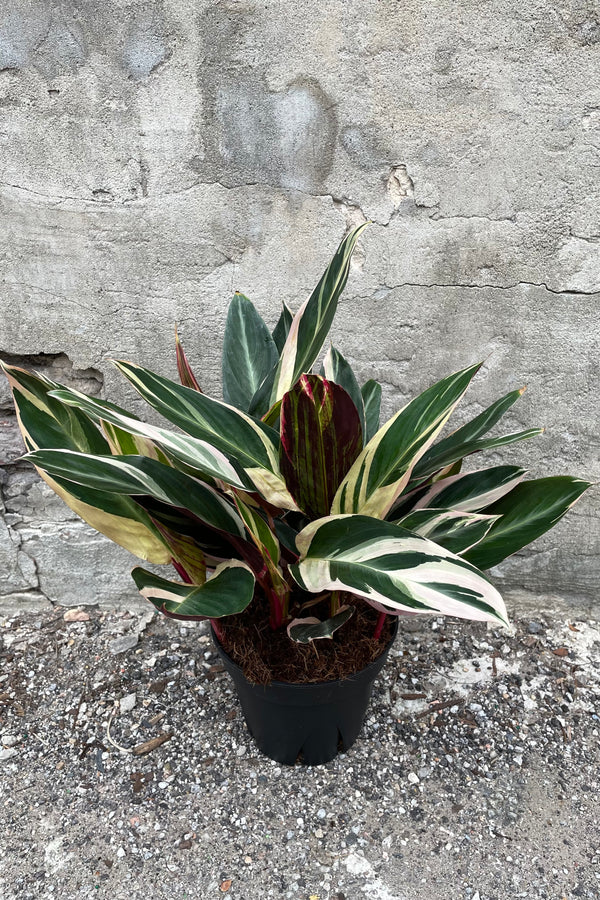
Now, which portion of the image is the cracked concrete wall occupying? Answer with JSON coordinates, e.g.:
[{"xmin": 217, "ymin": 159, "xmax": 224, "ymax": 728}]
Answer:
[{"xmin": 0, "ymin": 0, "xmax": 599, "ymax": 615}]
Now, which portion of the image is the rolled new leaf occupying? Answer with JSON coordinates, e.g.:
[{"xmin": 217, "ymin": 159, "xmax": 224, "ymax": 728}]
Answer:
[
  {"xmin": 280, "ymin": 375, "xmax": 362, "ymax": 518},
  {"xmin": 222, "ymin": 293, "xmax": 279, "ymax": 412},
  {"xmin": 332, "ymin": 363, "xmax": 482, "ymax": 519},
  {"xmin": 360, "ymin": 379, "xmax": 382, "ymax": 443},
  {"xmin": 463, "ymin": 476, "xmax": 591, "ymax": 570},
  {"xmin": 175, "ymin": 327, "xmax": 202, "ymax": 391},
  {"xmin": 272, "ymin": 302, "xmax": 293, "ymax": 353},
  {"xmin": 131, "ymin": 560, "xmax": 255, "ymax": 620},
  {"xmin": 290, "ymin": 515, "xmax": 510, "ymax": 628}
]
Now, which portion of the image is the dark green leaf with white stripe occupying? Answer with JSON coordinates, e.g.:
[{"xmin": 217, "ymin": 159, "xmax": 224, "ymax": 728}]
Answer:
[
  {"xmin": 332, "ymin": 363, "xmax": 482, "ymax": 518},
  {"xmin": 131, "ymin": 561, "xmax": 255, "ymax": 620},
  {"xmin": 463, "ymin": 477, "xmax": 591, "ymax": 570},
  {"xmin": 222, "ymin": 293, "xmax": 279, "ymax": 412},
  {"xmin": 291, "ymin": 515, "xmax": 509, "ymax": 627}
]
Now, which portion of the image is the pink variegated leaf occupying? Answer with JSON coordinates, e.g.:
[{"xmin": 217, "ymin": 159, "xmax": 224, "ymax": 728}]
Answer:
[
  {"xmin": 280, "ymin": 375, "xmax": 362, "ymax": 519},
  {"xmin": 175, "ymin": 326, "xmax": 202, "ymax": 392}
]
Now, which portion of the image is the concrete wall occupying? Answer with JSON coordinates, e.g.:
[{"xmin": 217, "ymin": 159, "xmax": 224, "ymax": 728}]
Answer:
[{"xmin": 1, "ymin": 0, "xmax": 598, "ymax": 615}]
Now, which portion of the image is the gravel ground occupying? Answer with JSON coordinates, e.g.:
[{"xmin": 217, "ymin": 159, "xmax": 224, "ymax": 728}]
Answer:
[{"xmin": 1, "ymin": 605, "xmax": 599, "ymax": 900}]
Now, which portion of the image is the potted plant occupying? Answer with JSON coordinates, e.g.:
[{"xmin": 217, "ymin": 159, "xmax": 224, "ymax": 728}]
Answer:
[{"xmin": 2, "ymin": 225, "xmax": 589, "ymax": 765}]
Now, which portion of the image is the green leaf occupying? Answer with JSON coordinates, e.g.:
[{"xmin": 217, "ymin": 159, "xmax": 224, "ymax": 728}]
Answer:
[
  {"xmin": 412, "ymin": 466, "xmax": 526, "ymax": 513},
  {"xmin": 233, "ymin": 494, "xmax": 280, "ymax": 564},
  {"xmin": 24, "ymin": 450, "xmax": 247, "ymax": 539},
  {"xmin": 411, "ymin": 387, "xmax": 530, "ymax": 482},
  {"xmin": 2, "ymin": 363, "xmax": 171, "ymax": 563},
  {"xmin": 290, "ymin": 515, "xmax": 509, "ymax": 627},
  {"xmin": 280, "ymin": 375, "xmax": 362, "ymax": 518},
  {"xmin": 111, "ymin": 360, "xmax": 297, "ymax": 510},
  {"xmin": 157, "ymin": 525, "xmax": 207, "ymax": 585},
  {"xmin": 322, "ymin": 345, "xmax": 366, "ymax": 442},
  {"xmin": 361, "ymin": 379, "xmax": 382, "ymax": 443},
  {"xmin": 222, "ymin": 293, "xmax": 279, "ymax": 412},
  {"xmin": 332, "ymin": 363, "xmax": 482, "ymax": 519},
  {"xmin": 272, "ymin": 302, "xmax": 294, "ymax": 354},
  {"xmin": 131, "ymin": 560, "xmax": 256, "ymax": 620},
  {"xmin": 270, "ymin": 224, "xmax": 369, "ymax": 404},
  {"xmin": 394, "ymin": 508, "xmax": 499, "ymax": 554},
  {"xmin": 287, "ymin": 606, "xmax": 355, "ymax": 643},
  {"xmin": 463, "ymin": 477, "xmax": 591, "ymax": 570}
]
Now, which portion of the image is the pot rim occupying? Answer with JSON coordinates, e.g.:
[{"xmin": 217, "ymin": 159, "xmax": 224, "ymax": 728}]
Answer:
[{"xmin": 210, "ymin": 616, "xmax": 399, "ymax": 691}]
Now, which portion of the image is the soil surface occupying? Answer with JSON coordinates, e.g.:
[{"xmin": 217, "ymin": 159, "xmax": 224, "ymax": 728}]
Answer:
[
  {"xmin": 1, "ymin": 605, "xmax": 599, "ymax": 900},
  {"xmin": 217, "ymin": 594, "xmax": 395, "ymax": 684}
]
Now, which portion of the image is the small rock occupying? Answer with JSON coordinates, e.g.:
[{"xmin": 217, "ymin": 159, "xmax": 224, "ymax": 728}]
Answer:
[
  {"xmin": 0, "ymin": 748, "xmax": 18, "ymax": 762},
  {"xmin": 109, "ymin": 633, "xmax": 139, "ymax": 655},
  {"xmin": 119, "ymin": 693, "xmax": 137, "ymax": 714},
  {"xmin": 63, "ymin": 609, "xmax": 90, "ymax": 622},
  {"xmin": 1, "ymin": 735, "xmax": 19, "ymax": 748},
  {"xmin": 527, "ymin": 621, "xmax": 544, "ymax": 635},
  {"xmin": 317, "ymin": 808, "xmax": 326, "ymax": 819},
  {"xmin": 236, "ymin": 745, "xmax": 246, "ymax": 757},
  {"xmin": 407, "ymin": 772, "xmax": 420, "ymax": 784}
]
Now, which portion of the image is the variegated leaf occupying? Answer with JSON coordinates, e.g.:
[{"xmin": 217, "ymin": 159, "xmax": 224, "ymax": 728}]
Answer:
[
  {"xmin": 101, "ymin": 420, "xmax": 169, "ymax": 463},
  {"xmin": 464, "ymin": 477, "xmax": 591, "ymax": 570},
  {"xmin": 322, "ymin": 345, "xmax": 366, "ymax": 442},
  {"xmin": 280, "ymin": 375, "xmax": 362, "ymax": 518},
  {"xmin": 413, "ymin": 466, "xmax": 526, "ymax": 513},
  {"xmin": 410, "ymin": 386, "xmax": 537, "ymax": 483},
  {"xmin": 361, "ymin": 379, "xmax": 382, "ymax": 443},
  {"xmin": 131, "ymin": 560, "xmax": 255, "ymax": 620},
  {"xmin": 2, "ymin": 362, "xmax": 171, "ymax": 563},
  {"xmin": 154, "ymin": 522, "xmax": 207, "ymax": 584},
  {"xmin": 287, "ymin": 605, "xmax": 354, "ymax": 643},
  {"xmin": 332, "ymin": 363, "xmax": 482, "ymax": 519},
  {"xmin": 222, "ymin": 293, "xmax": 279, "ymax": 412},
  {"xmin": 269, "ymin": 224, "xmax": 369, "ymax": 404},
  {"xmin": 291, "ymin": 515, "xmax": 509, "ymax": 627},
  {"xmin": 394, "ymin": 508, "xmax": 499, "ymax": 555},
  {"xmin": 175, "ymin": 326, "xmax": 202, "ymax": 391},
  {"xmin": 111, "ymin": 360, "xmax": 298, "ymax": 510},
  {"xmin": 272, "ymin": 302, "xmax": 294, "ymax": 353},
  {"xmin": 233, "ymin": 494, "xmax": 280, "ymax": 564},
  {"xmin": 24, "ymin": 449, "xmax": 247, "ymax": 539},
  {"xmin": 49, "ymin": 386, "xmax": 252, "ymax": 491}
]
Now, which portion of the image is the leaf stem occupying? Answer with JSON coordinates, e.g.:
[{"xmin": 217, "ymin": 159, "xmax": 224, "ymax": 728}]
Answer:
[
  {"xmin": 373, "ymin": 610, "xmax": 387, "ymax": 641},
  {"xmin": 330, "ymin": 590, "xmax": 340, "ymax": 617}
]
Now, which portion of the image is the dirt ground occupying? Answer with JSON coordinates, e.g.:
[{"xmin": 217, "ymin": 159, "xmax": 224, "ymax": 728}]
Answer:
[{"xmin": 1, "ymin": 604, "xmax": 599, "ymax": 900}]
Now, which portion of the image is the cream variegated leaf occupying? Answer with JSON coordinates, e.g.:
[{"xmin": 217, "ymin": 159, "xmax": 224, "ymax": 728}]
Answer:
[
  {"xmin": 332, "ymin": 363, "xmax": 482, "ymax": 519},
  {"xmin": 413, "ymin": 466, "xmax": 526, "ymax": 513},
  {"xmin": 131, "ymin": 560, "xmax": 256, "ymax": 620},
  {"xmin": 394, "ymin": 507, "xmax": 500, "ymax": 555},
  {"xmin": 291, "ymin": 515, "xmax": 509, "ymax": 627}
]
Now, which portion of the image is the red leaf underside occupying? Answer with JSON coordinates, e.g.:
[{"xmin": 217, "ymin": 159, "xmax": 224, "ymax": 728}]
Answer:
[{"xmin": 280, "ymin": 375, "xmax": 362, "ymax": 518}]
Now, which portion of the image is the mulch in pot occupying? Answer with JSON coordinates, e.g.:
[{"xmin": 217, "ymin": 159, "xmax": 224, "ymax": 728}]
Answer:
[{"xmin": 216, "ymin": 593, "xmax": 396, "ymax": 685}]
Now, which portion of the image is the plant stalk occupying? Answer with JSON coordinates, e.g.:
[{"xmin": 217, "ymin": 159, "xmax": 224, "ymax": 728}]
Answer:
[
  {"xmin": 373, "ymin": 610, "xmax": 387, "ymax": 641},
  {"xmin": 330, "ymin": 590, "xmax": 340, "ymax": 617}
]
